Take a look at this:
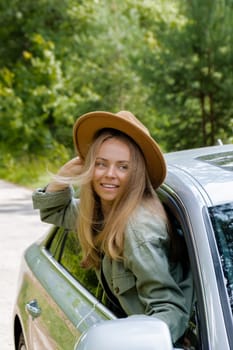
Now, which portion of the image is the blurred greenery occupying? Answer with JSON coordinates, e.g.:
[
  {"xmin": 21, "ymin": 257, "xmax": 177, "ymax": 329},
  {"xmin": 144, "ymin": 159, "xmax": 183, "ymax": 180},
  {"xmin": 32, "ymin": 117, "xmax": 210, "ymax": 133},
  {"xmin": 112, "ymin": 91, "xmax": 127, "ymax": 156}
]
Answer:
[{"xmin": 0, "ymin": 0, "xmax": 233, "ymax": 187}]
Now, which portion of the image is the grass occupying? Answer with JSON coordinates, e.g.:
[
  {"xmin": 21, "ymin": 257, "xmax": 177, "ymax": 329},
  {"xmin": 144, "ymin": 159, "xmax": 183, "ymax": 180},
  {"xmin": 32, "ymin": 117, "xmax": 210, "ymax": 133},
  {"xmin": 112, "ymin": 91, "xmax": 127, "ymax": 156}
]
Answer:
[{"xmin": 0, "ymin": 153, "xmax": 69, "ymax": 189}]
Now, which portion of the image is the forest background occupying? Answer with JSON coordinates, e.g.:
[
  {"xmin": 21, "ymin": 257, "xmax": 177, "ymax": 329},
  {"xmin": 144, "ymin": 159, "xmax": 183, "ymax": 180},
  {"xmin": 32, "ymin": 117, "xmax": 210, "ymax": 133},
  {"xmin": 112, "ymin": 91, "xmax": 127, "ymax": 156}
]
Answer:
[{"xmin": 0, "ymin": 0, "xmax": 233, "ymax": 187}]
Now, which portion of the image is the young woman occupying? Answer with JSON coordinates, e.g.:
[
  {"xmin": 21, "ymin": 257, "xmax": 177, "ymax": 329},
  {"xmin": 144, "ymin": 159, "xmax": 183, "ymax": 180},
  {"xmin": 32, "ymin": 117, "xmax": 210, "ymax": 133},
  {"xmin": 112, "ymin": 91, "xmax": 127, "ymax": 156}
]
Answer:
[{"xmin": 33, "ymin": 110, "xmax": 195, "ymax": 345}]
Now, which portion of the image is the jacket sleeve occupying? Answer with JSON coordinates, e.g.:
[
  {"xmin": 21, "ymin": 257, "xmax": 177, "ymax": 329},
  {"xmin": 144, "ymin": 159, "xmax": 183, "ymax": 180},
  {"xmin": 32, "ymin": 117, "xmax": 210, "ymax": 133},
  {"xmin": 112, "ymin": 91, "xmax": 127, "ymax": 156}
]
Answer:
[
  {"xmin": 124, "ymin": 211, "xmax": 194, "ymax": 343},
  {"xmin": 32, "ymin": 186, "xmax": 78, "ymax": 231}
]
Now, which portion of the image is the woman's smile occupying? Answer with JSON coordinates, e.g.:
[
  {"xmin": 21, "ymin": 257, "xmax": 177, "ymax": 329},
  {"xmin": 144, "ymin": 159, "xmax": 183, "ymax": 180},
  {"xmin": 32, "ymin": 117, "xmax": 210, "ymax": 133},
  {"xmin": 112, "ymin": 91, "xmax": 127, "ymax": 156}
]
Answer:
[{"xmin": 100, "ymin": 183, "xmax": 119, "ymax": 189}]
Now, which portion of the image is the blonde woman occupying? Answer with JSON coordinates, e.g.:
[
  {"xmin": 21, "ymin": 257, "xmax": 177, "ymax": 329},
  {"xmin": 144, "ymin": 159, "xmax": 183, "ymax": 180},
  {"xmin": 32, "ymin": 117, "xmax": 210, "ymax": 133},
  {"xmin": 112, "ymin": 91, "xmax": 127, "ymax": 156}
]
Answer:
[{"xmin": 33, "ymin": 111, "xmax": 195, "ymax": 346}]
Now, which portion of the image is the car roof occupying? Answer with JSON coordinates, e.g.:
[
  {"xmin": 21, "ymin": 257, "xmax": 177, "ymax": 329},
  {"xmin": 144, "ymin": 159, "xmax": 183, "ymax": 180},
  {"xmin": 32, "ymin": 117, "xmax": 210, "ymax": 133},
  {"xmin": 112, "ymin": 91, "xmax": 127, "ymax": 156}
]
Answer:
[{"xmin": 164, "ymin": 144, "xmax": 233, "ymax": 206}]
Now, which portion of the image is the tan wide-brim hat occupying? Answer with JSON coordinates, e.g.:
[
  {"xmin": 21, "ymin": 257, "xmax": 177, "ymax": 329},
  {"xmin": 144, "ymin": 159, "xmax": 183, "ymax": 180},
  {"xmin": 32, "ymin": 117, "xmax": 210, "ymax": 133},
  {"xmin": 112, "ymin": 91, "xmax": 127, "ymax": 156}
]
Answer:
[{"xmin": 73, "ymin": 110, "xmax": 166, "ymax": 189}]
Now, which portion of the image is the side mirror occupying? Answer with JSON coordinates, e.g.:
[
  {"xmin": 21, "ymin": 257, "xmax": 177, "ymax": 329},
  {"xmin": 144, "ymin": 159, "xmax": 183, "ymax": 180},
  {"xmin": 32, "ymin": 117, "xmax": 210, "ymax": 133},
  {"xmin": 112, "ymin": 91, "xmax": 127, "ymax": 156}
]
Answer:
[{"xmin": 76, "ymin": 315, "xmax": 176, "ymax": 350}]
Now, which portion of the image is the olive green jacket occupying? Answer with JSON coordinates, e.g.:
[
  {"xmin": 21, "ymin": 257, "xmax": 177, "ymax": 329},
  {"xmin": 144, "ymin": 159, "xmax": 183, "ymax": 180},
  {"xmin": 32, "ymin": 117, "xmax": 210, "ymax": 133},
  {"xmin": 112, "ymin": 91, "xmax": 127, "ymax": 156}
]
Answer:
[{"xmin": 32, "ymin": 187, "xmax": 195, "ymax": 343}]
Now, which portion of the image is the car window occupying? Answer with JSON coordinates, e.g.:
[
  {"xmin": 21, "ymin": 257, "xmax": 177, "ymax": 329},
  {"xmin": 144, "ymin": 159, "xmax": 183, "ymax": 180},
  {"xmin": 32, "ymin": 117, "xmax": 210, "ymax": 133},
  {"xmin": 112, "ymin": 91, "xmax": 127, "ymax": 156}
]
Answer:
[
  {"xmin": 47, "ymin": 227, "xmax": 124, "ymax": 316},
  {"xmin": 48, "ymin": 227, "xmax": 99, "ymax": 296},
  {"xmin": 196, "ymin": 151, "xmax": 233, "ymax": 171},
  {"xmin": 208, "ymin": 202, "xmax": 233, "ymax": 315},
  {"xmin": 48, "ymin": 226, "xmax": 67, "ymax": 260},
  {"xmin": 60, "ymin": 230, "xmax": 99, "ymax": 296}
]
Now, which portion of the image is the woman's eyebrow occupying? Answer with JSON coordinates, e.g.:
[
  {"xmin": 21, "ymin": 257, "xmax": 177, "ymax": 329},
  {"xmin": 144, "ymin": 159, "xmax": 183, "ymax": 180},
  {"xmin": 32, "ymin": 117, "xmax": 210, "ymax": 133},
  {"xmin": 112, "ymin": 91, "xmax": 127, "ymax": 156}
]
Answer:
[
  {"xmin": 96, "ymin": 157, "xmax": 107, "ymax": 161},
  {"xmin": 96, "ymin": 157, "xmax": 130, "ymax": 163}
]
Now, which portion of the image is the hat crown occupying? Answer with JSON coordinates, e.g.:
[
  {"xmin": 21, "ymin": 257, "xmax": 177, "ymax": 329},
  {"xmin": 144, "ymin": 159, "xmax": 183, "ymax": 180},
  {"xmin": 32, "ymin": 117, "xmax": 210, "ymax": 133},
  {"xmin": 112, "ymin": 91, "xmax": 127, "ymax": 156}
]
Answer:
[{"xmin": 116, "ymin": 111, "xmax": 150, "ymax": 136}]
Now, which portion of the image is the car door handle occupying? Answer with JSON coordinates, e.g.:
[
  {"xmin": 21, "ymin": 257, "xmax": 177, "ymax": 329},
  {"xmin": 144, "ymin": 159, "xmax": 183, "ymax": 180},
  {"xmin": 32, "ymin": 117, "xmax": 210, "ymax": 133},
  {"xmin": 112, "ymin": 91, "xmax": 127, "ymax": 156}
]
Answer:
[{"xmin": 26, "ymin": 299, "xmax": 41, "ymax": 319}]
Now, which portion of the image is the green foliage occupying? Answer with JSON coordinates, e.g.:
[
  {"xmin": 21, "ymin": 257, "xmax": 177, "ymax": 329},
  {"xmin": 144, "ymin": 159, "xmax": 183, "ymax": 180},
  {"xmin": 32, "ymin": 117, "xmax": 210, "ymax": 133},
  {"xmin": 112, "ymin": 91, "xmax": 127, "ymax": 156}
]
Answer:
[
  {"xmin": 0, "ymin": 0, "xmax": 233, "ymax": 185},
  {"xmin": 135, "ymin": 0, "xmax": 233, "ymax": 149},
  {"xmin": 0, "ymin": 142, "xmax": 70, "ymax": 188}
]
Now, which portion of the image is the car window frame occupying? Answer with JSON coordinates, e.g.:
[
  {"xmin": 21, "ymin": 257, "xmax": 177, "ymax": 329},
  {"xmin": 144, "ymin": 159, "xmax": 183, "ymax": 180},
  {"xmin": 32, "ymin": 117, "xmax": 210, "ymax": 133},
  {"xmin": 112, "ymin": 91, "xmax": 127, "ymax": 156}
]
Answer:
[{"xmin": 158, "ymin": 185, "xmax": 209, "ymax": 350}]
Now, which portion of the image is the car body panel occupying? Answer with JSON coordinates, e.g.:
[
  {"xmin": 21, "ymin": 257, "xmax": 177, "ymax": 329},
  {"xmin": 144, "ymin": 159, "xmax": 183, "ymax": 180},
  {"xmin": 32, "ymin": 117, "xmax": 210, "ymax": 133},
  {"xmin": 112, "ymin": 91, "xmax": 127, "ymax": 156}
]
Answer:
[
  {"xmin": 165, "ymin": 144, "xmax": 233, "ymax": 205},
  {"xmin": 14, "ymin": 242, "xmax": 116, "ymax": 350}
]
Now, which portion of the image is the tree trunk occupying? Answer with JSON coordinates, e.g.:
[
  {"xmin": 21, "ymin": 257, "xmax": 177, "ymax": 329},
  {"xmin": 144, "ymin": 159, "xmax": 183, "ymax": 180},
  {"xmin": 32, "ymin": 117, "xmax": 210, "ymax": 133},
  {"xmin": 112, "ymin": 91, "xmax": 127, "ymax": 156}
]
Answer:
[{"xmin": 200, "ymin": 94, "xmax": 207, "ymax": 145}]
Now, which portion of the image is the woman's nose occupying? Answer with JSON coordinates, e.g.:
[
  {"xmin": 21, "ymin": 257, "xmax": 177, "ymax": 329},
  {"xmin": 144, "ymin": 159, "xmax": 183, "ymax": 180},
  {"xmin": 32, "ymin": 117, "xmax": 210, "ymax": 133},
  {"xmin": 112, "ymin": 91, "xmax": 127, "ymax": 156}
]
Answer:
[{"xmin": 105, "ymin": 165, "xmax": 116, "ymax": 177}]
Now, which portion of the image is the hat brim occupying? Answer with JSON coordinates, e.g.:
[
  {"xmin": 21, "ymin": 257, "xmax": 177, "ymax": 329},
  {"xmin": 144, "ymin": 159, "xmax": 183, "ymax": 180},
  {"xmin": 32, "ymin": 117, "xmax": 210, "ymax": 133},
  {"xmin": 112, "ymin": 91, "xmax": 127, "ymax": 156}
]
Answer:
[{"xmin": 73, "ymin": 111, "xmax": 166, "ymax": 189}]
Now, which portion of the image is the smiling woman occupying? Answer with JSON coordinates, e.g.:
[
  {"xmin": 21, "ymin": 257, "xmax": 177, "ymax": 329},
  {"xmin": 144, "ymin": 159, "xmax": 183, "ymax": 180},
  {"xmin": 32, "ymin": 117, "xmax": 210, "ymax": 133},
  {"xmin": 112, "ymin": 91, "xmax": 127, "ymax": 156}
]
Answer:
[{"xmin": 32, "ymin": 110, "xmax": 195, "ymax": 346}]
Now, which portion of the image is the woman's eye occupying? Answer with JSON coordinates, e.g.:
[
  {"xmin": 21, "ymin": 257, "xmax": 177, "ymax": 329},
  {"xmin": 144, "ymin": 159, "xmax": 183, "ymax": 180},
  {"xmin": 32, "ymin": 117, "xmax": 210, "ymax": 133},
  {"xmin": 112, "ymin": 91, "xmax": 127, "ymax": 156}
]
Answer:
[
  {"xmin": 119, "ymin": 164, "xmax": 129, "ymax": 171},
  {"xmin": 95, "ymin": 161, "xmax": 106, "ymax": 168}
]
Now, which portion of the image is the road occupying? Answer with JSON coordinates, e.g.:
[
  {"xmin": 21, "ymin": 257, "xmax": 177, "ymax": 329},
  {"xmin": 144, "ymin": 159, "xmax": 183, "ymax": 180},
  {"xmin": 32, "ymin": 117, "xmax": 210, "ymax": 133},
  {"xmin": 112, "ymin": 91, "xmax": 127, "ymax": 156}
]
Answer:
[{"xmin": 0, "ymin": 180, "xmax": 48, "ymax": 350}]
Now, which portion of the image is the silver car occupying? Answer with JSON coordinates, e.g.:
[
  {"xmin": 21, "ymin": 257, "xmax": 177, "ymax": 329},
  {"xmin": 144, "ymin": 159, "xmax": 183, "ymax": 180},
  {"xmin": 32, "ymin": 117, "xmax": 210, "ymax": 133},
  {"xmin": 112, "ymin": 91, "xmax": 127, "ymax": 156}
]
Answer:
[{"xmin": 13, "ymin": 144, "xmax": 233, "ymax": 350}]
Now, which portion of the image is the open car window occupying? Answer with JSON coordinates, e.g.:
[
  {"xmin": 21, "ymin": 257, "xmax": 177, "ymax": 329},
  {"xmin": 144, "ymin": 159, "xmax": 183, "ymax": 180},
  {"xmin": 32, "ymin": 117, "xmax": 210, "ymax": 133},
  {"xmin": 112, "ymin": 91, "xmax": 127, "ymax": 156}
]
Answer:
[{"xmin": 159, "ymin": 191, "xmax": 202, "ymax": 350}]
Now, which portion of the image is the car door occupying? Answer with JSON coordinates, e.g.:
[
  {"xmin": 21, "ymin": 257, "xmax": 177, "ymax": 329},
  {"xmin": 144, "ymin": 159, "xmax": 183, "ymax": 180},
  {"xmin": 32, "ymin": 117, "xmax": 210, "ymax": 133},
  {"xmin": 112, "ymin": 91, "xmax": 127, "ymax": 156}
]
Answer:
[{"xmin": 23, "ymin": 226, "xmax": 114, "ymax": 350}]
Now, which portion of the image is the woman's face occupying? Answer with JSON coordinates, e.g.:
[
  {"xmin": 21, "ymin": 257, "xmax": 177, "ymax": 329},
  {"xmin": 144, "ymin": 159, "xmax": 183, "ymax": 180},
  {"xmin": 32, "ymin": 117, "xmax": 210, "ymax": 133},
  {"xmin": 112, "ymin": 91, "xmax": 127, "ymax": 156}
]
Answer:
[{"xmin": 92, "ymin": 137, "xmax": 131, "ymax": 214}]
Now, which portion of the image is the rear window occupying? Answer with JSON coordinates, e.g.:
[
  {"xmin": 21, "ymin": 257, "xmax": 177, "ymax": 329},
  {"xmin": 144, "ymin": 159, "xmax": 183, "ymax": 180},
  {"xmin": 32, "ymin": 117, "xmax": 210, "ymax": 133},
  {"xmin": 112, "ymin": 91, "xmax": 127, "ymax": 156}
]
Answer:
[{"xmin": 197, "ymin": 151, "xmax": 233, "ymax": 171}]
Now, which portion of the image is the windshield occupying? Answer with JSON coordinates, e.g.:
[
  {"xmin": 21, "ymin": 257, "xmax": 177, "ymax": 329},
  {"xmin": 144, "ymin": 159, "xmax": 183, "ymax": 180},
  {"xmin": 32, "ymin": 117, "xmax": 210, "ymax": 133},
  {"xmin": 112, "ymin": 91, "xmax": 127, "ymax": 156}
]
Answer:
[{"xmin": 208, "ymin": 202, "xmax": 233, "ymax": 315}]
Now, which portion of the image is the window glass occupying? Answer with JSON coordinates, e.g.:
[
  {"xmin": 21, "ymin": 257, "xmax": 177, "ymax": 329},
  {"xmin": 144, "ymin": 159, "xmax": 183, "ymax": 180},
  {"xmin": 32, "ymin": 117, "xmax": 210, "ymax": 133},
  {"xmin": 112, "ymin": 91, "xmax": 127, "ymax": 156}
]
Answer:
[
  {"xmin": 208, "ymin": 202, "xmax": 233, "ymax": 314},
  {"xmin": 196, "ymin": 151, "xmax": 233, "ymax": 171},
  {"xmin": 59, "ymin": 230, "xmax": 99, "ymax": 296},
  {"xmin": 47, "ymin": 227, "xmax": 100, "ymax": 297},
  {"xmin": 47, "ymin": 227, "xmax": 66, "ymax": 259},
  {"xmin": 47, "ymin": 228, "xmax": 117, "ymax": 314}
]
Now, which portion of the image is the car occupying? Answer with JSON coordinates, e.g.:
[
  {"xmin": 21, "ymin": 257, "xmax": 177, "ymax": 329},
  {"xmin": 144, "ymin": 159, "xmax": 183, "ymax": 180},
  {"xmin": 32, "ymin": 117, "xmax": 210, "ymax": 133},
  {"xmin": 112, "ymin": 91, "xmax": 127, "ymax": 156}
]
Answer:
[{"xmin": 13, "ymin": 144, "xmax": 233, "ymax": 350}]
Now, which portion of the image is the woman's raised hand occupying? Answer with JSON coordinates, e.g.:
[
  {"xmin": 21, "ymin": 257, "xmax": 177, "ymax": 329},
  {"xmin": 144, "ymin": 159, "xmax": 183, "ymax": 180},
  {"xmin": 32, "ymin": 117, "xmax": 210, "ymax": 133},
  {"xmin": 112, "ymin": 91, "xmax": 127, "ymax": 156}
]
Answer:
[
  {"xmin": 57, "ymin": 157, "xmax": 84, "ymax": 177},
  {"xmin": 46, "ymin": 157, "xmax": 84, "ymax": 192}
]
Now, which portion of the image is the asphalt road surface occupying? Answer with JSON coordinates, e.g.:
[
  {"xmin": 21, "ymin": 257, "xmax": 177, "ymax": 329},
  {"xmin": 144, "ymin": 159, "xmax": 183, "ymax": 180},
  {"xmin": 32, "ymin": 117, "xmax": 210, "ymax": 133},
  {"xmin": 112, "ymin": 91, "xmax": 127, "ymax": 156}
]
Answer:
[{"xmin": 0, "ymin": 180, "xmax": 48, "ymax": 350}]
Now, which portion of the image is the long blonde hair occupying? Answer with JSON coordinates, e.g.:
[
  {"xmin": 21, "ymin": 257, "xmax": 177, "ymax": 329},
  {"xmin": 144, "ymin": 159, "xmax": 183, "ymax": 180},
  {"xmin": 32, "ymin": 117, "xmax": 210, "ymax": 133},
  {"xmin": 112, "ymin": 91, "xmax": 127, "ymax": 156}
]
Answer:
[{"xmin": 76, "ymin": 129, "xmax": 167, "ymax": 269}]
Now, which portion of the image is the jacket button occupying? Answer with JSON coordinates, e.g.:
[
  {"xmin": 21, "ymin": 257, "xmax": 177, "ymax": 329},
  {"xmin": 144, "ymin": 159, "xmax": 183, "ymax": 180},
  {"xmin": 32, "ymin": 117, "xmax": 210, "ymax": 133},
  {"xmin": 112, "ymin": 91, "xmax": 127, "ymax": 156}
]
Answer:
[{"xmin": 114, "ymin": 287, "xmax": 120, "ymax": 294}]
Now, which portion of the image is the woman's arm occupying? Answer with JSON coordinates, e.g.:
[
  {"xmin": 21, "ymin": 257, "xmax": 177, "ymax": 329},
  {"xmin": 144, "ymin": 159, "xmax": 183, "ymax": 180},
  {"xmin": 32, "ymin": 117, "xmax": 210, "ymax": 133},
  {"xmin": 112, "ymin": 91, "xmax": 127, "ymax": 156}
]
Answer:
[
  {"xmin": 32, "ymin": 186, "xmax": 78, "ymax": 230},
  {"xmin": 32, "ymin": 157, "xmax": 84, "ymax": 230}
]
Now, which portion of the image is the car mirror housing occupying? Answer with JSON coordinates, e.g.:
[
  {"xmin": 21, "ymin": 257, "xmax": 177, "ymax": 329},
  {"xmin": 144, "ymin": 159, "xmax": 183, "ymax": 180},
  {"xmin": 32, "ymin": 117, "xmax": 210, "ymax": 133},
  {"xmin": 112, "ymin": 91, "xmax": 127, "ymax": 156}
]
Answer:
[{"xmin": 75, "ymin": 315, "xmax": 175, "ymax": 350}]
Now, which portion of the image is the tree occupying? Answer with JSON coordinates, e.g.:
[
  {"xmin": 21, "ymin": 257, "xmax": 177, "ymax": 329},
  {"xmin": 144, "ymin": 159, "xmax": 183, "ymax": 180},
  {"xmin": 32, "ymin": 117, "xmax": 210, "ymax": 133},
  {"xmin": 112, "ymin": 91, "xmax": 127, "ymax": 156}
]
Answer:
[
  {"xmin": 136, "ymin": 0, "xmax": 233, "ymax": 150},
  {"xmin": 0, "ymin": 0, "xmax": 151, "ymax": 158},
  {"xmin": 1, "ymin": 0, "xmax": 233, "ymax": 185}
]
